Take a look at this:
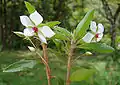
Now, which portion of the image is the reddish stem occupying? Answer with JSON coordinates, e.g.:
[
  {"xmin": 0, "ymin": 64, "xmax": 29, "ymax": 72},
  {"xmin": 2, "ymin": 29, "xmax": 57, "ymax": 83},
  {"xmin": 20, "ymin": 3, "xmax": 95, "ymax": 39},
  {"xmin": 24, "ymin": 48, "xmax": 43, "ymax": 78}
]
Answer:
[{"xmin": 42, "ymin": 44, "xmax": 51, "ymax": 85}]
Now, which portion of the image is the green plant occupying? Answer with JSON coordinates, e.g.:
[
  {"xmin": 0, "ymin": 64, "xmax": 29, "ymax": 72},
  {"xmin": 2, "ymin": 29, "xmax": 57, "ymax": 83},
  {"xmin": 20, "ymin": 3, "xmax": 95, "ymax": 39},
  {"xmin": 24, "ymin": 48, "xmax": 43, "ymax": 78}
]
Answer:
[{"xmin": 2, "ymin": 1, "xmax": 114, "ymax": 85}]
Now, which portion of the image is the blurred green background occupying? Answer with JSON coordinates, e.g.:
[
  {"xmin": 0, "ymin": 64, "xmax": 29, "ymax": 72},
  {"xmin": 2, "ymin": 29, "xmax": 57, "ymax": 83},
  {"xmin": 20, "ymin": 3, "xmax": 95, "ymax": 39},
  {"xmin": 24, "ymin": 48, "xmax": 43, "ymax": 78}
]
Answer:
[{"xmin": 0, "ymin": 0, "xmax": 120, "ymax": 85}]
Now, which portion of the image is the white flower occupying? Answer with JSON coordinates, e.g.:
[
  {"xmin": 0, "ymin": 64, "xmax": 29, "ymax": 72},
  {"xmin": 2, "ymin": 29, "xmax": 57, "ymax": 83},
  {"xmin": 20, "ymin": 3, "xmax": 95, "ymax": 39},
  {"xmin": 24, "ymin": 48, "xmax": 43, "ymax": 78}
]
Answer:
[
  {"xmin": 20, "ymin": 11, "xmax": 55, "ymax": 44},
  {"xmin": 82, "ymin": 21, "xmax": 104, "ymax": 43}
]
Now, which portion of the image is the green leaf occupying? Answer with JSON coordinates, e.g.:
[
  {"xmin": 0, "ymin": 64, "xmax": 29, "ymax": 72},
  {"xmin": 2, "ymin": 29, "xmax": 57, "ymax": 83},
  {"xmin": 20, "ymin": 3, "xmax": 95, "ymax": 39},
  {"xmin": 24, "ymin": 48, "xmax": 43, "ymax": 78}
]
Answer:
[
  {"xmin": 24, "ymin": 1, "xmax": 36, "ymax": 14},
  {"xmin": 46, "ymin": 21, "xmax": 61, "ymax": 28},
  {"xmin": 74, "ymin": 9, "xmax": 94, "ymax": 40},
  {"xmin": 53, "ymin": 39, "xmax": 62, "ymax": 49},
  {"xmin": 54, "ymin": 26, "xmax": 71, "ymax": 38},
  {"xmin": 14, "ymin": 32, "xmax": 24, "ymax": 38},
  {"xmin": 53, "ymin": 32, "xmax": 68, "ymax": 40},
  {"xmin": 52, "ymin": 26, "xmax": 71, "ymax": 40},
  {"xmin": 37, "ymin": 21, "xmax": 60, "ymax": 28},
  {"xmin": 3, "ymin": 59, "xmax": 37, "ymax": 72},
  {"xmin": 70, "ymin": 68, "xmax": 96, "ymax": 81},
  {"xmin": 78, "ymin": 43, "xmax": 115, "ymax": 53},
  {"xmin": 37, "ymin": 23, "xmax": 46, "ymax": 28}
]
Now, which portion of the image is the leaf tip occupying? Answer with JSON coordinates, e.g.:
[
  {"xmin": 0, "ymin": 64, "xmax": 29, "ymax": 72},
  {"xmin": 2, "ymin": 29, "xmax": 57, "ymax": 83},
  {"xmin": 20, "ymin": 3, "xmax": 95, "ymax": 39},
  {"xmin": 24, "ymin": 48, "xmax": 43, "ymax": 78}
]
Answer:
[{"xmin": 24, "ymin": 1, "xmax": 28, "ymax": 4}]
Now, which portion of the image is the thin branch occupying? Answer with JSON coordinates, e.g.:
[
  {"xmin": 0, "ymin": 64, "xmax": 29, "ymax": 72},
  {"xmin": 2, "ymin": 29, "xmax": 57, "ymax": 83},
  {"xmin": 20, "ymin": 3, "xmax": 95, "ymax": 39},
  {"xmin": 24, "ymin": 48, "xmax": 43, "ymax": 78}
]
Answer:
[
  {"xmin": 27, "ymin": 37, "xmax": 37, "ymax": 49},
  {"xmin": 36, "ymin": 52, "xmax": 50, "ymax": 69}
]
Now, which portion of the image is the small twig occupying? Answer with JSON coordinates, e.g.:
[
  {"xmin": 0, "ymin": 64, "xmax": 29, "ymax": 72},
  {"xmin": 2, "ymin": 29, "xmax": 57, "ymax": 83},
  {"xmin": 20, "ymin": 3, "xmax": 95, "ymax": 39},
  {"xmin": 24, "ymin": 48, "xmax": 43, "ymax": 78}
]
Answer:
[
  {"xmin": 27, "ymin": 37, "xmax": 37, "ymax": 49},
  {"xmin": 36, "ymin": 52, "xmax": 49, "ymax": 68}
]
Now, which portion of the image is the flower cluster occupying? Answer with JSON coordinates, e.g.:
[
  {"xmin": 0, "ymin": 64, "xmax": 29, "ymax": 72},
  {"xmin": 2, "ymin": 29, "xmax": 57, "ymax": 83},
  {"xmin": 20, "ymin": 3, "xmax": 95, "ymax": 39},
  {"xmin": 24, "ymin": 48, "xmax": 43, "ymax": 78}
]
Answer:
[
  {"xmin": 82, "ymin": 21, "xmax": 104, "ymax": 43},
  {"xmin": 20, "ymin": 11, "xmax": 55, "ymax": 44}
]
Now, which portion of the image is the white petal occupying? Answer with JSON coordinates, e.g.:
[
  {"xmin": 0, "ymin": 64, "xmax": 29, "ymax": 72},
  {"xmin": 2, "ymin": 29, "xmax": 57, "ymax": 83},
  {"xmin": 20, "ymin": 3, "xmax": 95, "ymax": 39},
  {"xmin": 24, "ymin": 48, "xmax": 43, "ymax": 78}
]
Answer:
[
  {"xmin": 82, "ymin": 32, "xmax": 94, "ymax": 43},
  {"xmin": 97, "ymin": 33, "xmax": 103, "ymax": 42},
  {"xmin": 90, "ymin": 21, "xmax": 97, "ymax": 33},
  {"xmin": 30, "ymin": 11, "xmax": 43, "ymax": 26},
  {"xmin": 23, "ymin": 28, "xmax": 34, "ymax": 36},
  {"xmin": 97, "ymin": 23, "xmax": 104, "ymax": 33},
  {"xmin": 20, "ymin": 16, "xmax": 34, "ymax": 27},
  {"xmin": 39, "ymin": 26, "xmax": 55, "ymax": 38},
  {"xmin": 38, "ymin": 33, "xmax": 47, "ymax": 44}
]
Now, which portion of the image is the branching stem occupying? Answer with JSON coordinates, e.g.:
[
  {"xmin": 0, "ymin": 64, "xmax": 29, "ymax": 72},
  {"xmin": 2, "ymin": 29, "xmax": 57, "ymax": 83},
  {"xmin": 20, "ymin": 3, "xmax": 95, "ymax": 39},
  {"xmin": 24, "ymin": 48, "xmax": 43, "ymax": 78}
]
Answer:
[{"xmin": 28, "ymin": 38, "xmax": 51, "ymax": 85}]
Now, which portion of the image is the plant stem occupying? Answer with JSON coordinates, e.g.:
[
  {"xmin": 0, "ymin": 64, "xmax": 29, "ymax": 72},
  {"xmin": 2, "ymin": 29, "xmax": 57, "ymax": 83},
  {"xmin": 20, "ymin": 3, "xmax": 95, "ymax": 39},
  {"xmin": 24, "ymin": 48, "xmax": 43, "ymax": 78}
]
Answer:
[
  {"xmin": 28, "ymin": 38, "xmax": 51, "ymax": 85},
  {"xmin": 27, "ymin": 37, "xmax": 36, "ymax": 49},
  {"xmin": 66, "ymin": 40, "xmax": 75, "ymax": 85},
  {"xmin": 42, "ymin": 44, "xmax": 51, "ymax": 85}
]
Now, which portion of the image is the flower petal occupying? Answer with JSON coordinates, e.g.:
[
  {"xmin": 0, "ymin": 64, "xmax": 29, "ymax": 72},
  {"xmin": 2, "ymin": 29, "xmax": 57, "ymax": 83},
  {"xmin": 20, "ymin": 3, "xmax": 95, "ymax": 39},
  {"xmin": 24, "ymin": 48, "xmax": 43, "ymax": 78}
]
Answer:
[
  {"xmin": 20, "ymin": 16, "xmax": 34, "ymax": 27},
  {"xmin": 39, "ymin": 26, "xmax": 55, "ymax": 38},
  {"xmin": 90, "ymin": 21, "xmax": 97, "ymax": 33},
  {"xmin": 23, "ymin": 28, "xmax": 34, "ymax": 36},
  {"xmin": 97, "ymin": 23, "xmax": 104, "ymax": 33},
  {"xmin": 82, "ymin": 32, "xmax": 94, "ymax": 43},
  {"xmin": 38, "ymin": 33, "xmax": 47, "ymax": 44},
  {"xmin": 30, "ymin": 11, "xmax": 43, "ymax": 26}
]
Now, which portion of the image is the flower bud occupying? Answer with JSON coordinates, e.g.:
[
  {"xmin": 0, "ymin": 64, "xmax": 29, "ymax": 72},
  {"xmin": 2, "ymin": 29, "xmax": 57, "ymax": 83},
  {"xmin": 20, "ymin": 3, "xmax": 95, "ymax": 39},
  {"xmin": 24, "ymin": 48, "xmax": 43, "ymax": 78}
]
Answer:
[
  {"xmin": 85, "ymin": 51, "xmax": 92, "ymax": 56},
  {"xmin": 28, "ymin": 46, "xmax": 35, "ymax": 52}
]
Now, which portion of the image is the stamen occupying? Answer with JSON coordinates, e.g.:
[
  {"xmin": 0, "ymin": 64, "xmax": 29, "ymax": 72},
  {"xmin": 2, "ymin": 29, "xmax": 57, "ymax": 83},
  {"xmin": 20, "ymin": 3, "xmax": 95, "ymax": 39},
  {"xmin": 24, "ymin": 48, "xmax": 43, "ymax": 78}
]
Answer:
[
  {"xmin": 95, "ymin": 33, "xmax": 99, "ymax": 38},
  {"xmin": 32, "ymin": 27, "xmax": 38, "ymax": 33}
]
